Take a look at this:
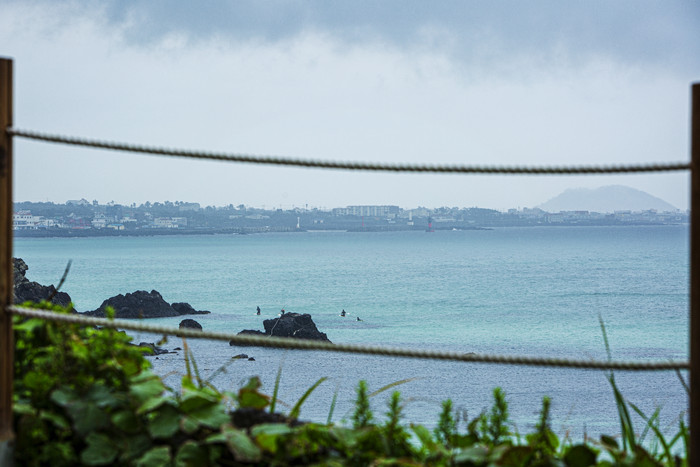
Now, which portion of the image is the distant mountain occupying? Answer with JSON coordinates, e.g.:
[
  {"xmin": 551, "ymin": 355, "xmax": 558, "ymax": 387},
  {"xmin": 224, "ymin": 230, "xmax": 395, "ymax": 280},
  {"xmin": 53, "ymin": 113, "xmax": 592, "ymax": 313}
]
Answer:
[{"xmin": 537, "ymin": 185, "xmax": 677, "ymax": 213}]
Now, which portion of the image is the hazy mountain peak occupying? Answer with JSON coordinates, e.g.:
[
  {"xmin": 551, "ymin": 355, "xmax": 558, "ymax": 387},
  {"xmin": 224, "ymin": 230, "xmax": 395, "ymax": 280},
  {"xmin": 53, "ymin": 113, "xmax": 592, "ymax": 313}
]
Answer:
[{"xmin": 537, "ymin": 185, "xmax": 677, "ymax": 213}]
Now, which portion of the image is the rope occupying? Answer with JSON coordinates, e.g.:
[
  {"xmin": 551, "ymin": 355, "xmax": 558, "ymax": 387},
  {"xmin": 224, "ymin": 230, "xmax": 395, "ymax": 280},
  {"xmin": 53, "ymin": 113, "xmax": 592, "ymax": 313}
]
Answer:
[
  {"xmin": 6, "ymin": 128, "xmax": 691, "ymax": 175},
  {"xmin": 8, "ymin": 306, "xmax": 688, "ymax": 371}
]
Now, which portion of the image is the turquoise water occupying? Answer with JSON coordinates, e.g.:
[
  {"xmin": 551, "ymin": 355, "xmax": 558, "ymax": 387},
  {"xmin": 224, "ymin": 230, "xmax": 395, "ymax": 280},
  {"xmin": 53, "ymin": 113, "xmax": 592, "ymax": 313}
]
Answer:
[{"xmin": 14, "ymin": 225, "xmax": 689, "ymax": 440}]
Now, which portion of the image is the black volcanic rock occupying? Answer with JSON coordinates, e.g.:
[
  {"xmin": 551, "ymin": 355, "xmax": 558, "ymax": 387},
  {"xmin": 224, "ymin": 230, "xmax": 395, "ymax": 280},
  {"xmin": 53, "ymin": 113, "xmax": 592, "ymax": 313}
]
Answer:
[
  {"xmin": 138, "ymin": 342, "xmax": 170, "ymax": 355},
  {"xmin": 234, "ymin": 313, "xmax": 331, "ymax": 343},
  {"xmin": 179, "ymin": 318, "xmax": 202, "ymax": 330},
  {"xmin": 173, "ymin": 302, "xmax": 194, "ymax": 314},
  {"xmin": 83, "ymin": 290, "xmax": 210, "ymax": 319},
  {"xmin": 13, "ymin": 257, "xmax": 73, "ymax": 309}
]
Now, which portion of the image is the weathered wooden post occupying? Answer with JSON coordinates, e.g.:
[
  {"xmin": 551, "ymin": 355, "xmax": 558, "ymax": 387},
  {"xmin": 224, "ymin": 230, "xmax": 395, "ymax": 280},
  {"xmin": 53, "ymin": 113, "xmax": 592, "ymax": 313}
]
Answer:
[
  {"xmin": 691, "ymin": 81, "xmax": 700, "ymax": 467},
  {"xmin": 0, "ymin": 57, "xmax": 14, "ymax": 465}
]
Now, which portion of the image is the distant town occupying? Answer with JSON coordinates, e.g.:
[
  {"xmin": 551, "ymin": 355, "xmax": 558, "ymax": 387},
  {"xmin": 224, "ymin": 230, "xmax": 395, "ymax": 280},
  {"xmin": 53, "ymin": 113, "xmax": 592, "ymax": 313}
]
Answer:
[{"xmin": 10, "ymin": 198, "xmax": 688, "ymax": 237}]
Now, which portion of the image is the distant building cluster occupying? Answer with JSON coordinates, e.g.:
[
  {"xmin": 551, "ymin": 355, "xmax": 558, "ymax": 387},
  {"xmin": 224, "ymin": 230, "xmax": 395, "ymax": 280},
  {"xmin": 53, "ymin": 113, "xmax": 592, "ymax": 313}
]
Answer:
[
  {"xmin": 11, "ymin": 199, "xmax": 688, "ymax": 234},
  {"xmin": 331, "ymin": 205, "xmax": 400, "ymax": 217}
]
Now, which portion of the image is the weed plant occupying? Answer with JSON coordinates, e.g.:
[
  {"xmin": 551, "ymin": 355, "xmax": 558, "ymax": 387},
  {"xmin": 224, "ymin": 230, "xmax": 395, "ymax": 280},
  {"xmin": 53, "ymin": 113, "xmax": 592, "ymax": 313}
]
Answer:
[{"xmin": 11, "ymin": 302, "xmax": 688, "ymax": 466}]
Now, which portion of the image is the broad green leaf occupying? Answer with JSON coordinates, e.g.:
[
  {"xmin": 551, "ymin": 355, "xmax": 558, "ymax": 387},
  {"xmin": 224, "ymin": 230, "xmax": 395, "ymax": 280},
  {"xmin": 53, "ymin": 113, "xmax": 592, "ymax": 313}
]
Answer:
[
  {"xmin": 600, "ymin": 434, "xmax": 619, "ymax": 451},
  {"xmin": 14, "ymin": 318, "xmax": 45, "ymax": 333},
  {"xmin": 251, "ymin": 423, "xmax": 294, "ymax": 438},
  {"xmin": 86, "ymin": 385, "xmax": 119, "ymax": 408},
  {"xmin": 179, "ymin": 390, "xmax": 219, "ymax": 414},
  {"xmin": 328, "ymin": 426, "xmax": 364, "ymax": 448},
  {"xmin": 148, "ymin": 405, "xmax": 181, "ymax": 439},
  {"xmin": 633, "ymin": 445, "xmax": 663, "ymax": 467},
  {"xmin": 221, "ymin": 426, "xmax": 262, "ymax": 463},
  {"xmin": 130, "ymin": 377, "xmax": 166, "ymax": 404},
  {"xmin": 181, "ymin": 375, "xmax": 198, "ymax": 391},
  {"xmin": 135, "ymin": 446, "xmax": 172, "ymax": 467},
  {"xmin": 453, "ymin": 445, "xmax": 489, "ymax": 464},
  {"xmin": 496, "ymin": 446, "xmax": 533, "ymax": 465},
  {"xmin": 180, "ymin": 415, "xmax": 201, "ymax": 434},
  {"xmin": 238, "ymin": 389, "xmax": 269, "ymax": 410},
  {"xmin": 50, "ymin": 386, "xmax": 79, "ymax": 407},
  {"xmin": 451, "ymin": 433, "xmax": 478, "ymax": 449},
  {"xmin": 12, "ymin": 402, "xmax": 34, "ymax": 415},
  {"xmin": 72, "ymin": 403, "xmax": 110, "ymax": 436},
  {"xmin": 119, "ymin": 434, "xmax": 152, "ymax": 461},
  {"xmin": 208, "ymin": 444, "xmax": 224, "ymax": 464},
  {"xmin": 81, "ymin": 433, "xmax": 119, "ymax": 466},
  {"xmin": 564, "ymin": 445, "xmax": 598, "ymax": 467},
  {"xmin": 138, "ymin": 395, "xmax": 173, "ymax": 415},
  {"xmin": 237, "ymin": 377, "xmax": 270, "ymax": 410},
  {"xmin": 39, "ymin": 410, "xmax": 70, "ymax": 430},
  {"xmin": 205, "ymin": 432, "xmax": 227, "ymax": 444},
  {"xmin": 188, "ymin": 403, "xmax": 230, "ymax": 429},
  {"xmin": 23, "ymin": 371, "xmax": 53, "ymax": 394},
  {"xmin": 175, "ymin": 441, "xmax": 208, "ymax": 467},
  {"xmin": 251, "ymin": 423, "xmax": 293, "ymax": 453}
]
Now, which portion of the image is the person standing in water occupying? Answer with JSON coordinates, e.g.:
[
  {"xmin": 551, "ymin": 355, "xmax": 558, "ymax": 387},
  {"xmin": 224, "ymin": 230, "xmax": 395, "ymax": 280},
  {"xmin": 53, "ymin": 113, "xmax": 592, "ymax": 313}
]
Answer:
[{"xmin": 256, "ymin": 306, "xmax": 261, "ymax": 315}]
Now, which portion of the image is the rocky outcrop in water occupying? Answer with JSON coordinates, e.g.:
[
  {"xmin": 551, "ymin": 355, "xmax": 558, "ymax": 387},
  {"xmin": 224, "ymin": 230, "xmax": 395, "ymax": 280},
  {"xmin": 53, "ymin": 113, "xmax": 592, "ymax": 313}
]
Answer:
[
  {"xmin": 179, "ymin": 318, "xmax": 202, "ymax": 330},
  {"xmin": 137, "ymin": 342, "xmax": 171, "ymax": 355},
  {"xmin": 234, "ymin": 312, "xmax": 331, "ymax": 344},
  {"xmin": 83, "ymin": 290, "xmax": 211, "ymax": 319},
  {"xmin": 13, "ymin": 258, "xmax": 73, "ymax": 309}
]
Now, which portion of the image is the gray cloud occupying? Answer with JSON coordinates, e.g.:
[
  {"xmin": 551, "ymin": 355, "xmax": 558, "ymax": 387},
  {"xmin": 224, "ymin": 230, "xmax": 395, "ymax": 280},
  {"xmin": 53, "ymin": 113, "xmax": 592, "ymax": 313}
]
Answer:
[
  {"xmin": 1, "ymin": 0, "xmax": 695, "ymax": 210},
  {"xmin": 75, "ymin": 0, "xmax": 700, "ymax": 74}
]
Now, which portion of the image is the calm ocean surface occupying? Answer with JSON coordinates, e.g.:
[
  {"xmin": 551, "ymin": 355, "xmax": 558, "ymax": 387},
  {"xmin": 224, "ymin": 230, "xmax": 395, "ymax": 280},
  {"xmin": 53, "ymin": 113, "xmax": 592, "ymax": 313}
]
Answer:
[{"xmin": 14, "ymin": 225, "xmax": 689, "ymax": 442}]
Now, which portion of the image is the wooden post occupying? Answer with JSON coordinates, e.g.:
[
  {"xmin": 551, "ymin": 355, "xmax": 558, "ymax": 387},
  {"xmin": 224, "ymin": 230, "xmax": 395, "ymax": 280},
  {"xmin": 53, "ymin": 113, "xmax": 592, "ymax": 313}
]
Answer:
[
  {"xmin": 691, "ymin": 81, "xmax": 700, "ymax": 467},
  {"xmin": 0, "ymin": 57, "xmax": 14, "ymax": 465}
]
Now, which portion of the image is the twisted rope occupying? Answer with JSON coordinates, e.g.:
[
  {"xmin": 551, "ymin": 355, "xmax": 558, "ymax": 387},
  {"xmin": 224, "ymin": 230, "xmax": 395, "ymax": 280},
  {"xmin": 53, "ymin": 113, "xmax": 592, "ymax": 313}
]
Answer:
[
  {"xmin": 6, "ymin": 128, "xmax": 691, "ymax": 175},
  {"xmin": 8, "ymin": 306, "xmax": 688, "ymax": 371}
]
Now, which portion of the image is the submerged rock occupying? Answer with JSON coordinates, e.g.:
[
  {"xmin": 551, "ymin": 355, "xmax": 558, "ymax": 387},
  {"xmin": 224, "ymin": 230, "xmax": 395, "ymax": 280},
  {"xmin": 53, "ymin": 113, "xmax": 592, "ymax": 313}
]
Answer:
[
  {"xmin": 137, "ymin": 342, "xmax": 170, "ymax": 356},
  {"xmin": 179, "ymin": 318, "xmax": 203, "ymax": 330},
  {"xmin": 83, "ymin": 290, "xmax": 210, "ymax": 319},
  {"xmin": 173, "ymin": 302, "xmax": 211, "ymax": 315}
]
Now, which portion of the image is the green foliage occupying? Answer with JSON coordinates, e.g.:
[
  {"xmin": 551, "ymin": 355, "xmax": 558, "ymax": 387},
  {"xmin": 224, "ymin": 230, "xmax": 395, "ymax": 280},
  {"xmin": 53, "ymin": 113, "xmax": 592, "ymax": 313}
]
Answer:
[
  {"xmin": 476, "ymin": 386, "xmax": 511, "ymax": 445},
  {"xmin": 352, "ymin": 379, "xmax": 374, "ymax": 429},
  {"xmin": 12, "ymin": 302, "xmax": 689, "ymax": 466},
  {"xmin": 434, "ymin": 398, "xmax": 456, "ymax": 447}
]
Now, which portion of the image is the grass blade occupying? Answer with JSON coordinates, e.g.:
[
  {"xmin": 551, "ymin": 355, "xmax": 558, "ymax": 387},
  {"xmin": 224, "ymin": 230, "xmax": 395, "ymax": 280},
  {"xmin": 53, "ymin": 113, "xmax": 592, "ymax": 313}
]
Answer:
[
  {"xmin": 599, "ymin": 316, "xmax": 635, "ymax": 451},
  {"xmin": 290, "ymin": 377, "xmax": 328, "ymax": 420},
  {"xmin": 368, "ymin": 378, "xmax": 420, "ymax": 398},
  {"xmin": 269, "ymin": 361, "xmax": 284, "ymax": 414},
  {"xmin": 182, "ymin": 338, "xmax": 192, "ymax": 382},
  {"xmin": 675, "ymin": 369, "xmax": 690, "ymax": 396},
  {"xmin": 630, "ymin": 402, "xmax": 671, "ymax": 460},
  {"xmin": 326, "ymin": 383, "xmax": 339, "ymax": 425}
]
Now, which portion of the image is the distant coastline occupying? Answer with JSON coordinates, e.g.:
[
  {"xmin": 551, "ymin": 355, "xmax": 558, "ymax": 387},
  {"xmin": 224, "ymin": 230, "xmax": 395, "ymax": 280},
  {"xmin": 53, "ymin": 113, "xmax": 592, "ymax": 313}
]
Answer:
[
  {"xmin": 13, "ymin": 222, "xmax": 685, "ymax": 238},
  {"xmin": 13, "ymin": 198, "xmax": 687, "ymax": 238}
]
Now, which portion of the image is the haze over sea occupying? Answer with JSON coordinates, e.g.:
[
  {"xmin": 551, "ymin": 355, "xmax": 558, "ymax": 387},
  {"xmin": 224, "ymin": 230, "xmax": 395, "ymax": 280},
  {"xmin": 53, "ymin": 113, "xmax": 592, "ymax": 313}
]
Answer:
[{"xmin": 14, "ymin": 225, "xmax": 689, "ymax": 441}]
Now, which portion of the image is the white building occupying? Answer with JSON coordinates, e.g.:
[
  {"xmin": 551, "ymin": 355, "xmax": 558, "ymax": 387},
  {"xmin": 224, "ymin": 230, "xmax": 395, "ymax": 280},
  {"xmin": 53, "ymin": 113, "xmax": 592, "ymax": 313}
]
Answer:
[
  {"xmin": 332, "ymin": 205, "xmax": 400, "ymax": 217},
  {"xmin": 13, "ymin": 211, "xmax": 44, "ymax": 230}
]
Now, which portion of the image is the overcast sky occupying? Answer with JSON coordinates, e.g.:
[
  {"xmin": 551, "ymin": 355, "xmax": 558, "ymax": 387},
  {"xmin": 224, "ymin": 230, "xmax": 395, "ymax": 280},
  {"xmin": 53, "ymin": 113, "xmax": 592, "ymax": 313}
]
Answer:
[{"xmin": 1, "ymin": 0, "xmax": 698, "ymax": 210}]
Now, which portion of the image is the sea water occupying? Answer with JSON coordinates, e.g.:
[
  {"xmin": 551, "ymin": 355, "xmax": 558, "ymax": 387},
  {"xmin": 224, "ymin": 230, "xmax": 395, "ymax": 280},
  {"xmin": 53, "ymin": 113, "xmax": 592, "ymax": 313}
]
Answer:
[{"xmin": 13, "ymin": 225, "xmax": 689, "ymax": 442}]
